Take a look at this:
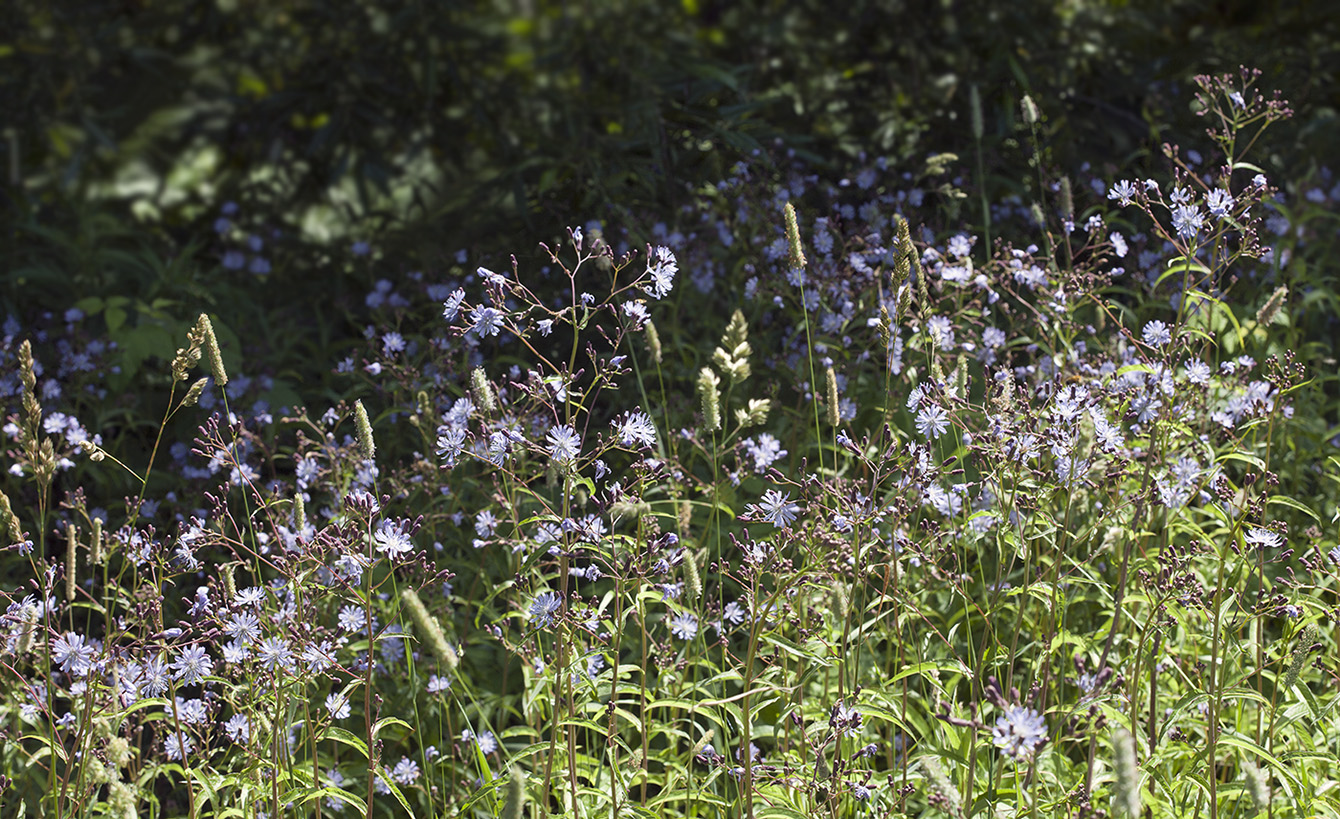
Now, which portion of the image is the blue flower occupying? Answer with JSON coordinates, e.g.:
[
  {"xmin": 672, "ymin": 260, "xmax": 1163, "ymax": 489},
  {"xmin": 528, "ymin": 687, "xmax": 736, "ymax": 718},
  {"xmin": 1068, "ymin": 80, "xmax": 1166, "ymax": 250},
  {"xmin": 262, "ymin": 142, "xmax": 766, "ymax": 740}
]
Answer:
[
  {"xmin": 391, "ymin": 757, "xmax": 420, "ymax": 785},
  {"xmin": 470, "ymin": 306, "xmax": 505, "ymax": 337},
  {"xmin": 1206, "ymin": 188, "xmax": 1234, "ymax": 218},
  {"xmin": 1171, "ymin": 204, "xmax": 1204, "ymax": 241},
  {"xmin": 916, "ymin": 404, "xmax": 950, "ymax": 440},
  {"xmin": 991, "ymin": 704, "xmax": 1047, "ymax": 760},
  {"xmin": 1107, "ymin": 180, "xmax": 1138, "ymax": 206},
  {"xmin": 1245, "ymin": 527, "xmax": 1282, "ymax": 549},
  {"xmin": 442, "ymin": 289, "xmax": 466, "ymax": 323},
  {"xmin": 747, "ymin": 489, "xmax": 801, "ymax": 528},
  {"xmin": 1141, "ymin": 320, "xmax": 1172, "ymax": 347},
  {"xmin": 546, "ymin": 425, "xmax": 581, "ymax": 464},
  {"xmin": 669, "ymin": 612, "xmax": 698, "ymax": 641},
  {"xmin": 326, "ymin": 692, "xmax": 351, "ymax": 720},
  {"xmin": 614, "ymin": 410, "xmax": 657, "ymax": 448},
  {"xmin": 529, "ymin": 591, "xmax": 562, "ymax": 629},
  {"xmin": 172, "ymin": 645, "xmax": 214, "ymax": 686}
]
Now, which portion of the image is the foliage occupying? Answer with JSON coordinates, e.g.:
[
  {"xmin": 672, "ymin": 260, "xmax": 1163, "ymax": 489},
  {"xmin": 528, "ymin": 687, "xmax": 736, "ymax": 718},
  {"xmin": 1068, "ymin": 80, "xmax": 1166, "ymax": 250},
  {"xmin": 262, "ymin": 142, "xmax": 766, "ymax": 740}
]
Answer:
[{"xmin": 1, "ymin": 62, "xmax": 1339, "ymax": 819}]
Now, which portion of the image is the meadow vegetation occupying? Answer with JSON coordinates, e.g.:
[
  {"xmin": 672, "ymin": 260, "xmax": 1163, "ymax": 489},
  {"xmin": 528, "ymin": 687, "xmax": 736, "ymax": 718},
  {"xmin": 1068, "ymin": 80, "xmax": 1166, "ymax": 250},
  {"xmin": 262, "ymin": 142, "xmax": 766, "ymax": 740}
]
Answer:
[{"xmin": 3, "ymin": 6, "xmax": 1340, "ymax": 817}]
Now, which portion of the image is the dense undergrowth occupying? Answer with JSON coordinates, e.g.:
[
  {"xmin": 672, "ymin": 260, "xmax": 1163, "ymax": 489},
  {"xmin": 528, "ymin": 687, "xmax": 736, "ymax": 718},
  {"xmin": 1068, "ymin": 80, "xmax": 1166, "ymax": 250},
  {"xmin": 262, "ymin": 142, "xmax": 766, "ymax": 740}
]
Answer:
[{"xmin": 3, "ymin": 68, "xmax": 1340, "ymax": 819}]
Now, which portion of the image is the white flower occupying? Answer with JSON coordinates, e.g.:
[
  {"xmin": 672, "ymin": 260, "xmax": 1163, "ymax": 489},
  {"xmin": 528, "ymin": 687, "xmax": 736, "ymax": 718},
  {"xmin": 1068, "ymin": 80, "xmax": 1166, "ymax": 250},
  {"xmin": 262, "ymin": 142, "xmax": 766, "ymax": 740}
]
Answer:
[
  {"xmin": 645, "ymin": 246, "xmax": 677, "ymax": 299},
  {"xmin": 1244, "ymin": 527, "xmax": 1283, "ymax": 550},
  {"xmin": 374, "ymin": 522, "xmax": 414, "ymax": 560},
  {"xmin": 614, "ymin": 411, "xmax": 657, "ymax": 448}
]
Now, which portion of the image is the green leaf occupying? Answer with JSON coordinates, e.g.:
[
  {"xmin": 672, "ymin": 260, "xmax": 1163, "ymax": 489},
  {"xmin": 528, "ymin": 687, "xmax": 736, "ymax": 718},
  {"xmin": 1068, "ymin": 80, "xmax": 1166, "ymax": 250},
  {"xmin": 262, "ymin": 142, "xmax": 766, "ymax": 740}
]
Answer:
[
  {"xmin": 372, "ymin": 715, "xmax": 413, "ymax": 741},
  {"xmin": 105, "ymin": 305, "xmax": 128, "ymax": 333},
  {"xmin": 285, "ymin": 785, "xmax": 367, "ymax": 815},
  {"xmin": 1217, "ymin": 451, "xmax": 1265, "ymax": 470},
  {"xmin": 1266, "ymin": 495, "xmax": 1321, "ymax": 523},
  {"xmin": 319, "ymin": 726, "xmax": 369, "ymax": 759}
]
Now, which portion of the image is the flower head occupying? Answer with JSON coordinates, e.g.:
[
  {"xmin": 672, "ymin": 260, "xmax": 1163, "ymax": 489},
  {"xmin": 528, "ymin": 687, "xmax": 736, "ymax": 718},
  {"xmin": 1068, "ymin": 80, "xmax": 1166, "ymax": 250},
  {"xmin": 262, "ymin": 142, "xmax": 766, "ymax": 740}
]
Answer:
[
  {"xmin": 1142, "ymin": 320, "xmax": 1172, "ymax": 347},
  {"xmin": 1171, "ymin": 204, "xmax": 1205, "ymax": 241},
  {"xmin": 470, "ymin": 306, "xmax": 505, "ymax": 337},
  {"xmin": 1245, "ymin": 527, "xmax": 1283, "ymax": 550},
  {"xmin": 669, "ymin": 612, "xmax": 698, "ymax": 641},
  {"xmin": 172, "ymin": 645, "xmax": 214, "ymax": 686},
  {"xmin": 529, "ymin": 591, "xmax": 563, "ymax": 629},
  {"xmin": 645, "ymin": 246, "xmax": 677, "ymax": 299},
  {"xmin": 991, "ymin": 704, "xmax": 1047, "ymax": 760},
  {"xmin": 546, "ymin": 425, "xmax": 581, "ymax": 464},
  {"xmin": 747, "ymin": 489, "xmax": 801, "ymax": 529}
]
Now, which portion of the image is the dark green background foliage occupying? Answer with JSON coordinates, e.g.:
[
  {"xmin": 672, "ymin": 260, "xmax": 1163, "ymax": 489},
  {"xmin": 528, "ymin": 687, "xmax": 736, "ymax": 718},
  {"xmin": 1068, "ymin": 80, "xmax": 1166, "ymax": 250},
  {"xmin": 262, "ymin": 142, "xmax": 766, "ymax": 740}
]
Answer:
[{"xmin": 2, "ymin": 0, "xmax": 1339, "ymax": 471}]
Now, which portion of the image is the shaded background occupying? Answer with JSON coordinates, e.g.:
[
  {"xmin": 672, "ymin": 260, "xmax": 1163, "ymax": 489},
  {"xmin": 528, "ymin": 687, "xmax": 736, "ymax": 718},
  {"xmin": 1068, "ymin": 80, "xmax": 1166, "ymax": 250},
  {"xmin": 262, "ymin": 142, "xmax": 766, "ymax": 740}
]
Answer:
[{"xmin": 2, "ymin": 0, "xmax": 1338, "ymax": 460}]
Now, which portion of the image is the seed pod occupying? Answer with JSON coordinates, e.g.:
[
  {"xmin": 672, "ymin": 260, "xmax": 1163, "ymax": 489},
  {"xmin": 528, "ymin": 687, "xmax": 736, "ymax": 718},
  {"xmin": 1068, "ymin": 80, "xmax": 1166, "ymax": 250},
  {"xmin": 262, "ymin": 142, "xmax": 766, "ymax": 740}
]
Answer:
[
  {"xmin": 14, "ymin": 604, "xmax": 37, "ymax": 655},
  {"xmin": 1283, "ymin": 625, "xmax": 1315, "ymax": 692},
  {"xmin": 89, "ymin": 516, "xmax": 104, "ymax": 565},
  {"xmin": 921, "ymin": 756, "xmax": 962, "ymax": 818},
  {"xmin": 783, "ymin": 202, "xmax": 807, "ymax": 272},
  {"xmin": 1111, "ymin": 728, "xmax": 1141, "ymax": 818},
  {"xmin": 1021, "ymin": 95, "xmax": 1039, "ymax": 125},
  {"xmin": 697, "ymin": 368, "xmax": 721, "ymax": 432},
  {"xmin": 293, "ymin": 492, "xmax": 306, "ymax": 533},
  {"xmin": 815, "ymin": 744, "xmax": 831, "ymax": 780},
  {"xmin": 471, "ymin": 367, "xmax": 496, "ymax": 414},
  {"xmin": 353, "ymin": 400, "xmax": 376, "ymax": 460},
  {"xmin": 969, "ymin": 84, "xmax": 984, "ymax": 141},
  {"xmin": 1243, "ymin": 759, "xmax": 1270, "ymax": 812},
  {"xmin": 1256, "ymin": 285, "xmax": 1288, "ymax": 327},
  {"xmin": 181, "ymin": 377, "xmax": 208, "ymax": 407},
  {"xmin": 830, "ymin": 580, "xmax": 851, "ymax": 626},
  {"xmin": 683, "ymin": 548, "xmax": 702, "ymax": 602},
  {"xmin": 645, "ymin": 320, "xmax": 663, "ymax": 364},
  {"xmin": 722, "ymin": 309, "xmax": 749, "ymax": 350},
  {"xmin": 0, "ymin": 492, "xmax": 22, "ymax": 546},
  {"xmin": 401, "ymin": 587, "xmax": 459, "ymax": 669},
  {"xmin": 826, "ymin": 367, "xmax": 840, "ymax": 427},
  {"xmin": 500, "ymin": 765, "xmax": 525, "ymax": 819},
  {"xmin": 66, "ymin": 523, "xmax": 78, "ymax": 600},
  {"xmin": 199, "ymin": 314, "xmax": 228, "ymax": 387},
  {"xmin": 221, "ymin": 563, "xmax": 237, "ymax": 604}
]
